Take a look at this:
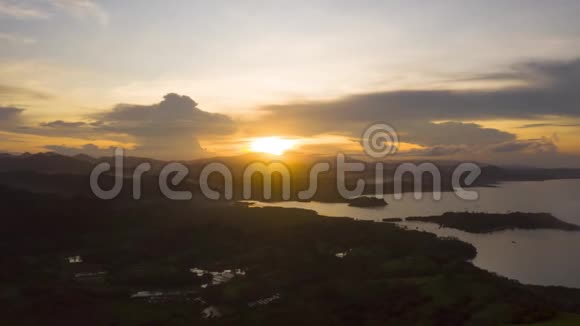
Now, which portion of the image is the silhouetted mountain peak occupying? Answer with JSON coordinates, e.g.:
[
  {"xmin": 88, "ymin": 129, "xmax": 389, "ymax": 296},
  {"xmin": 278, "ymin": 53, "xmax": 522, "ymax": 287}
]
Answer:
[
  {"xmin": 73, "ymin": 153, "xmax": 97, "ymax": 163},
  {"xmin": 0, "ymin": 151, "xmax": 94, "ymax": 174}
]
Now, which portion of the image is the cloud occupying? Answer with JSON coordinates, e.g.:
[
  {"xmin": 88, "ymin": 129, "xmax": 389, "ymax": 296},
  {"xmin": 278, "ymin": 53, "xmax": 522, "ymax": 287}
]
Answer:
[
  {"xmin": 398, "ymin": 137, "xmax": 562, "ymax": 167},
  {"xmin": 51, "ymin": 0, "xmax": 108, "ymax": 25},
  {"xmin": 258, "ymin": 59, "xmax": 580, "ymax": 129},
  {"xmin": 517, "ymin": 123, "xmax": 580, "ymax": 129},
  {"xmin": 244, "ymin": 58, "xmax": 580, "ymax": 165},
  {"xmin": 0, "ymin": 106, "xmax": 24, "ymax": 120},
  {"xmin": 0, "ymin": 94, "xmax": 233, "ymax": 160},
  {"xmin": 490, "ymin": 138, "xmax": 558, "ymax": 154},
  {"xmin": 0, "ymin": 1, "xmax": 50, "ymax": 19},
  {"xmin": 3, "ymin": 54, "xmax": 580, "ymax": 166},
  {"xmin": 0, "ymin": 84, "xmax": 53, "ymax": 100},
  {"xmin": 40, "ymin": 120, "xmax": 86, "ymax": 128},
  {"xmin": 1, "ymin": 94, "xmax": 234, "ymax": 160},
  {"xmin": 97, "ymin": 93, "xmax": 235, "ymax": 135},
  {"xmin": 251, "ymin": 107, "xmax": 517, "ymax": 150},
  {"xmin": 93, "ymin": 93, "xmax": 237, "ymax": 159},
  {"xmin": 34, "ymin": 120, "xmax": 102, "ymax": 138},
  {"xmin": 0, "ymin": 0, "xmax": 107, "ymax": 25},
  {"xmin": 405, "ymin": 121, "xmax": 515, "ymax": 147},
  {"xmin": 401, "ymin": 138, "xmax": 557, "ymax": 158},
  {"xmin": 0, "ymin": 32, "xmax": 37, "ymax": 45},
  {"xmin": 404, "ymin": 145, "xmax": 468, "ymax": 157}
]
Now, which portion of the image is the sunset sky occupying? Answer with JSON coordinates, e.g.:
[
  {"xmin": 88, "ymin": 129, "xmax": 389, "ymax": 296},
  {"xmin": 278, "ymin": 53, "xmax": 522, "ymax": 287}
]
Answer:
[{"xmin": 2, "ymin": 0, "xmax": 580, "ymax": 166}]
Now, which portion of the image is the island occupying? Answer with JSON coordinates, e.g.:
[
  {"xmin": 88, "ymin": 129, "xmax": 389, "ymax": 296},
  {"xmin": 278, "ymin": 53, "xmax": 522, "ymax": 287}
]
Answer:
[
  {"xmin": 407, "ymin": 212, "xmax": 580, "ymax": 233},
  {"xmin": 347, "ymin": 196, "xmax": 388, "ymax": 207}
]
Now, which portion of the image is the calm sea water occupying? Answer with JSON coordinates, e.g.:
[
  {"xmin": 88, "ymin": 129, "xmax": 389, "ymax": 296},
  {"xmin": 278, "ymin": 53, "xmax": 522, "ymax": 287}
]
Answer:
[{"xmin": 252, "ymin": 179, "xmax": 580, "ymax": 288}]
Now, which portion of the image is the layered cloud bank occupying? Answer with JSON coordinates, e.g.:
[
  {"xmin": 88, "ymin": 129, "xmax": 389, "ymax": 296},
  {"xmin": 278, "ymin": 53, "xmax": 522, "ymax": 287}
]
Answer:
[
  {"xmin": 11, "ymin": 94, "xmax": 236, "ymax": 159},
  {"xmin": 0, "ymin": 58, "xmax": 580, "ymax": 166},
  {"xmin": 245, "ymin": 59, "xmax": 580, "ymax": 165}
]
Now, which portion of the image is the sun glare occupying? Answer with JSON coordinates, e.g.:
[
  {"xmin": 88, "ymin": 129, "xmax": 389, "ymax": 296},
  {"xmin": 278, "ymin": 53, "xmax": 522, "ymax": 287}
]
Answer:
[{"xmin": 249, "ymin": 137, "xmax": 297, "ymax": 156}]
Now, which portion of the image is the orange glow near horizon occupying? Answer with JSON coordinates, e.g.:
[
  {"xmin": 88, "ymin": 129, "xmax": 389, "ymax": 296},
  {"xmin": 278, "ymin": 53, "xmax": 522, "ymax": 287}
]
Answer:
[{"xmin": 249, "ymin": 137, "xmax": 298, "ymax": 156}]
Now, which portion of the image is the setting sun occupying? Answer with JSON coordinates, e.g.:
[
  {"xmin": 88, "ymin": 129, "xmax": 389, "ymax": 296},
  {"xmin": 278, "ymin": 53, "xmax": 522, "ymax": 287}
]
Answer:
[{"xmin": 249, "ymin": 137, "xmax": 297, "ymax": 156}]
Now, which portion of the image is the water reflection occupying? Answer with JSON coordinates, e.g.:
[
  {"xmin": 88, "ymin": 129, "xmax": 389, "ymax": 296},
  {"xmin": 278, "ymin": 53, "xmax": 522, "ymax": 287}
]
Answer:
[{"xmin": 252, "ymin": 179, "xmax": 580, "ymax": 288}]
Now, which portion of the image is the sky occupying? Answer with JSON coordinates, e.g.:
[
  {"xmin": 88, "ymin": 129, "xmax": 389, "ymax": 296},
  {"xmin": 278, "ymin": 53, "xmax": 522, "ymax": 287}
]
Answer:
[{"xmin": 1, "ymin": 0, "xmax": 580, "ymax": 166}]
